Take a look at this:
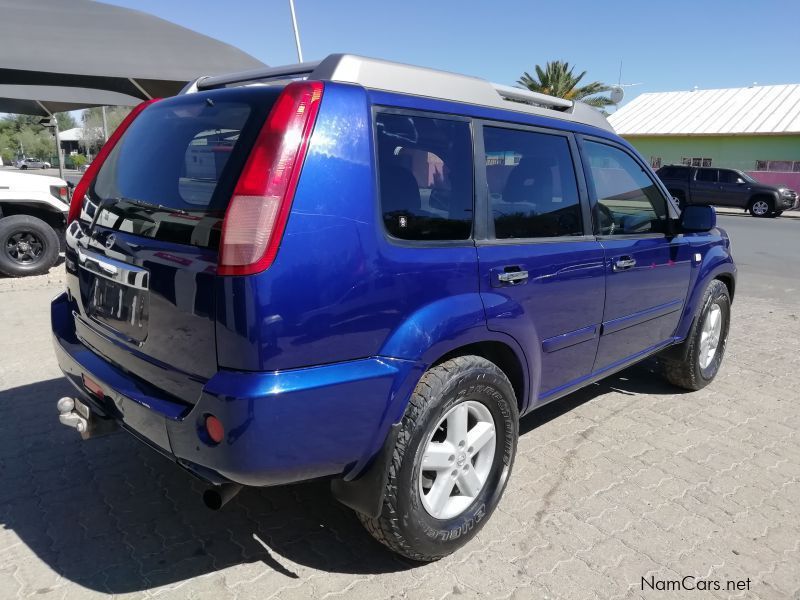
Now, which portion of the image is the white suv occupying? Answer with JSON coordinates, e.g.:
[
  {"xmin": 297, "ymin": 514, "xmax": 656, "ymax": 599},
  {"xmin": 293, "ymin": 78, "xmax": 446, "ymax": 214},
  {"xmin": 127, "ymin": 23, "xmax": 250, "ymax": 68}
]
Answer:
[{"xmin": 0, "ymin": 169, "xmax": 68, "ymax": 276}]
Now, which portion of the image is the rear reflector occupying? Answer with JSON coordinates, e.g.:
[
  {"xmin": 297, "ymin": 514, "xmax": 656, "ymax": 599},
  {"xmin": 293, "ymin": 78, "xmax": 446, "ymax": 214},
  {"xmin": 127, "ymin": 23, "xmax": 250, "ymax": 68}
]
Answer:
[
  {"xmin": 204, "ymin": 415, "xmax": 225, "ymax": 444},
  {"xmin": 82, "ymin": 374, "xmax": 104, "ymax": 399},
  {"xmin": 67, "ymin": 98, "xmax": 160, "ymax": 224},
  {"xmin": 217, "ymin": 81, "xmax": 324, "ymax": 276}
]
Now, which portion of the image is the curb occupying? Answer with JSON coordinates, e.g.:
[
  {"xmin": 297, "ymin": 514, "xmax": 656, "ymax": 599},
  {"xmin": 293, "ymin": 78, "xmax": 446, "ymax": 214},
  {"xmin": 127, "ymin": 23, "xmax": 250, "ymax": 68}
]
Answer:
[{"xmin": 714, "ymin": 207, "xmax": 800, "ymax": 219}]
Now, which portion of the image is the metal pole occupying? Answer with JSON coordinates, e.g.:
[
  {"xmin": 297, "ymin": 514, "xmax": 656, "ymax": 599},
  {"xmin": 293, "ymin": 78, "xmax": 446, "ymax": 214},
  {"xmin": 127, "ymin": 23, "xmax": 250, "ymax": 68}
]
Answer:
[
  {"xmin": 101, "ymin": 106, "xmax": 109, "ymax": 142},
  {"xmin": 288, "ymin": 0, "xmax": 303, "ymax": 63},
  {"xmin": 54, "ymin": 119, "xmax": 64, "ymax": 180}
]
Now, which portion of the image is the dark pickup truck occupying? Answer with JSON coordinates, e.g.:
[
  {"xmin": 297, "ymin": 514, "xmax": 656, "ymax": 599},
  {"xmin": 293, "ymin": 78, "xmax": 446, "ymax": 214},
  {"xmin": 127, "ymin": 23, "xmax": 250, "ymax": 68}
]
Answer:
[{"xmin": 656, "ymin": 165, "xmax": 797, "ymax": 217}]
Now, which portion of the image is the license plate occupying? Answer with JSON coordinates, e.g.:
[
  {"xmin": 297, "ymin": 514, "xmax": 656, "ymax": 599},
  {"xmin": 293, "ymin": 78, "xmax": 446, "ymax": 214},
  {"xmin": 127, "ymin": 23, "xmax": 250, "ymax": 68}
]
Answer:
[{"xmin": 88, "ymin": 276, "xmax": 149, "ymax": 343}]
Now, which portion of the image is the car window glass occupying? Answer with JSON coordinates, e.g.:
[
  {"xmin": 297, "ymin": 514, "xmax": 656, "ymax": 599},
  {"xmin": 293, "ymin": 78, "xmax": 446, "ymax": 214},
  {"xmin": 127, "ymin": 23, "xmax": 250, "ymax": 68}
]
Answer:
[
  {"xmin": 695, "ymin": 169, "xmax": 717, "ymax": 182},
  {"xmin": 376, "ymin": 113, "xmax": 473, "ymax": 241},
  {"xmin": 583, "ymin": 141, "xmax": 668, "ymax": 236},
  {"xmin": 718, "ymin": 170, "xmax": 740, "ymax": 184},
  {"xmin": 484, "ymin": 127, "xmax": 582, "ymax": 239}
]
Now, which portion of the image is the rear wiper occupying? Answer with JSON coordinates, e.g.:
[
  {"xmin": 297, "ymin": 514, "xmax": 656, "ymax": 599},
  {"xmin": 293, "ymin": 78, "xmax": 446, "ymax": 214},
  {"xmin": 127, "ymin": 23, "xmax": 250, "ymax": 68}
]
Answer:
[{"xmin": 119, "ymin": 197, "xmax": 190, "ymax": 216}]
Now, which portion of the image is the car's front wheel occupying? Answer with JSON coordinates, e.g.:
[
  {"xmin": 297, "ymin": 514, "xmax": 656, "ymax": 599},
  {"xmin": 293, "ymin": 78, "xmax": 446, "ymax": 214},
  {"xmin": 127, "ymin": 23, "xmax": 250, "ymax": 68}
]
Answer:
[
  {"xmin": 656, "ymin": 279, "xmax": 731, "ymax": 390},
  {"xmin": 0, "ymin": 215, "xmax": 60, "ymax": 277},
  {"xmin": 748, "ymin": 198, "xmax": 773, "ymax": 217},
  {"xmin": 358, "ymin": 356, "xmax": 518, "ymax": 561}
]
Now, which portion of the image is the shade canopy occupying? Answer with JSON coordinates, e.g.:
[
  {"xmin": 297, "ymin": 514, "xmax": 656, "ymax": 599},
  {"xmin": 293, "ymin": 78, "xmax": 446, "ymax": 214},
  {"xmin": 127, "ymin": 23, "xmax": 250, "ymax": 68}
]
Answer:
[
  {"xmin": 0, "ymin": 85, "xmax": 141, "ymax": 116},
  {"xmin": 0, "ymin": 0, "xmax": 267, "ymax": 103}
]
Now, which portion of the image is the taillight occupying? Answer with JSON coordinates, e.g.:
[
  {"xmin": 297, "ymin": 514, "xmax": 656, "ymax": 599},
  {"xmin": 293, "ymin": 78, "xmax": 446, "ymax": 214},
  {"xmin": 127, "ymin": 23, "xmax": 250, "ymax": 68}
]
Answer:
[
  {"xmin": 67, "ymin": 98, "xmax": 160, "ymax": 224},
  {"xmin": 217, "ymin": 81, "xmax": 324, "ymax": 276}
]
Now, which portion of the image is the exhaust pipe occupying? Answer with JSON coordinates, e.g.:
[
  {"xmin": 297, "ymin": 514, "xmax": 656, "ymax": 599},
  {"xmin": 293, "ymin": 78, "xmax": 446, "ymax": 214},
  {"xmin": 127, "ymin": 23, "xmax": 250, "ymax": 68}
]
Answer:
[{"xmin": 203, "ymin": 483, "xmax": 242, "ymax": 510}]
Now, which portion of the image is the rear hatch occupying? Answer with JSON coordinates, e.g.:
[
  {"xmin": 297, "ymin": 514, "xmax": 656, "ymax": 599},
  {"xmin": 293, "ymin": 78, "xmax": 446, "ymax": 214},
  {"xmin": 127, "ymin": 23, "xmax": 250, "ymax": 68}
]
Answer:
[{"xmin": 65, "ymin": 87, "xmax": 281, "ymax": 405}]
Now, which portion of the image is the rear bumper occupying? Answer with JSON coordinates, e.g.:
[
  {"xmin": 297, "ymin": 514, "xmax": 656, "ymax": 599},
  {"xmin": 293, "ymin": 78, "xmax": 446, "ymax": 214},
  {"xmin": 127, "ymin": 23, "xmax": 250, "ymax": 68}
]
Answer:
[{"xmin": 51, "ymin": 292, "xmax": 421, "ymax": 487}]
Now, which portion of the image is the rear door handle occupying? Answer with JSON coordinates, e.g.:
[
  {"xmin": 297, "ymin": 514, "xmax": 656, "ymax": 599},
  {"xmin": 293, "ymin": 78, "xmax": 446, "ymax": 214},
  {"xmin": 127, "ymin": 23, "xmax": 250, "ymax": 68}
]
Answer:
[{"xmin": 612, "ymin": 256, "xmax": 636, "ymax": 272}]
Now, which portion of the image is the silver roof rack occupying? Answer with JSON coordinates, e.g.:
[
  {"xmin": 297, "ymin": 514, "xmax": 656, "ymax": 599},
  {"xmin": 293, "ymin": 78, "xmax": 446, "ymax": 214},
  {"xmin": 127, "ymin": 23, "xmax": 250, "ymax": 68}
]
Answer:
[{"xmin": 190, "ymin": 54, "xmax": 612, "ymax": 132}]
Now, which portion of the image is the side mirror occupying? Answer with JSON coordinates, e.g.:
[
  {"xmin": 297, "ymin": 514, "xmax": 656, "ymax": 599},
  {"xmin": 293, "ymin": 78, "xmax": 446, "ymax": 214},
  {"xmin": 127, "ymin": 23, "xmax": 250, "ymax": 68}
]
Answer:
[{"xmin": 680, "ymin": 204, "xmax": 716, "ymax": 232}]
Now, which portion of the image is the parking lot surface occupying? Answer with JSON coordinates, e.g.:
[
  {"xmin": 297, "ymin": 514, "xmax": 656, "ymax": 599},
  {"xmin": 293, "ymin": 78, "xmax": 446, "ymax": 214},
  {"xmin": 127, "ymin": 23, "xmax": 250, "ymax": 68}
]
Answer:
[{"xmin": 1, "ymin": 247, "xmax": 799, "ymax": 599}]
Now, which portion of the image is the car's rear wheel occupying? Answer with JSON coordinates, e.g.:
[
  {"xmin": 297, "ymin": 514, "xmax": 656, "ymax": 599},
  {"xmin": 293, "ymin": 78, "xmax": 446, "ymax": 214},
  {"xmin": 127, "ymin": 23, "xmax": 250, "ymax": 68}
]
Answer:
[
  {"xmin": 358, "ymin": 355, "xmax": 518, "ymax": 561},
  {"xmin": 0, "ymin": 215, "xmax": 60, "ymax": 277},
  {"xmin": 748, "ymin": 198, "xmax": 772, "ymax": 217},
  {"xmin": 19, "ymin": 165, "xmax": 27, "ymax": 170},
  {"xmin": 656, "ymin": 279, "xmax": 731, "ymax": 390}
]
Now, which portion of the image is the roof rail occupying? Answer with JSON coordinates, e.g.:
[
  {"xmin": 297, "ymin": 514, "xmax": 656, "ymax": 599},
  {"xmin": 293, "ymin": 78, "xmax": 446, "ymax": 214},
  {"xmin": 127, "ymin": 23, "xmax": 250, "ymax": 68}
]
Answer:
[
  {"xmin": 189, "ymin": 54, "xmax": 611, "ymax": 132},
  {"xmin": 492, "ymin": 83, "xmax": 573, "ymax": 110}
]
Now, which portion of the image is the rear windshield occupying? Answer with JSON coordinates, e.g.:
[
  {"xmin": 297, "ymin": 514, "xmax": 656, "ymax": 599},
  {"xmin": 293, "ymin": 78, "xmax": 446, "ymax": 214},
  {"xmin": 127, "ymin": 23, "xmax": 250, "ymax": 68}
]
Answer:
[{"xmin": 88, "ymin": 87, "xmax": 281, "ymax": 249}]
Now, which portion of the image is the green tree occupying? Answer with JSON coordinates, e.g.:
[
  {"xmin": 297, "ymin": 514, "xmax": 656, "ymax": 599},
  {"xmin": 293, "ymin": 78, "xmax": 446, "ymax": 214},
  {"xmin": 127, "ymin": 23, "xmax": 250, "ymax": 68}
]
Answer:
[
  {"xmin": 517, "ymin": 61, "xmax": 613, "ymax": 109},
  {"xmin": 55, "ymin": 112, "xmax": 77, "ymax": 131}
]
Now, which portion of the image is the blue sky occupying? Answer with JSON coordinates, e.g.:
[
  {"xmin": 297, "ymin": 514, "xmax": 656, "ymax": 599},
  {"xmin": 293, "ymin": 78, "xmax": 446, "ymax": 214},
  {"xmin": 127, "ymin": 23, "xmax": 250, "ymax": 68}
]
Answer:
[{"xmin": 106, "ymin": 0, "xmax": 800, "ymax": 106}]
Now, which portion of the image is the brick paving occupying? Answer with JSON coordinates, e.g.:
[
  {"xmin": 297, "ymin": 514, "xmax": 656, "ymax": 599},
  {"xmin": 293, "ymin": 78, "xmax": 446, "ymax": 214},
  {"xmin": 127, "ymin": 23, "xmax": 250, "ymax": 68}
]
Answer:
[{"xmin": 0, "ymin": 272, "xmax": 798, "ymax": 599}]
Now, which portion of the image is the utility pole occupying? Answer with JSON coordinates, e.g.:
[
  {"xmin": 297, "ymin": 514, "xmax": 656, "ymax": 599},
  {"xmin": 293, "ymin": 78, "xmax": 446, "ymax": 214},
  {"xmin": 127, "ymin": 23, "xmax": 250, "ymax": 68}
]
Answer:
[
  {"xmin": 288, "ymin": 0, "xmax": 304, "ymax": 63},
  {"xmin": 101, "ymin": 106, "xmax": 109, "ymax": 142}
]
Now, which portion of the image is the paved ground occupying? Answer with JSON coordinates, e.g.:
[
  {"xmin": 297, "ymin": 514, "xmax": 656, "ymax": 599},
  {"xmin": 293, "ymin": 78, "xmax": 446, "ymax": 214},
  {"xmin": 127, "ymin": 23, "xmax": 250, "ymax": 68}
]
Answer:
[{"xmin": 1, "ymin": 222, "xmax": 799, "ymax": 599}]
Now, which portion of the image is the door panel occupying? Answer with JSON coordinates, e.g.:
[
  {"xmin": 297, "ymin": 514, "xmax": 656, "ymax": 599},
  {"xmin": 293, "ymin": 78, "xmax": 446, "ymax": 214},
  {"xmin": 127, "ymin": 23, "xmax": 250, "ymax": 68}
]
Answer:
[
  {"xmin": 479, "ymin": 242, "xmax": 606, "ymax": 398},
  {"xmin": 580, "ymin": 138, "xmax": 692, "ymax": 372},
  {"xmin": 594, "ymin": 237, "xmax": 691, "ymax": 369},
  {"xmin": 476, "ymin": 125, "xmax": 605, "ymax": 403},
  {"xmin": 691, "ymin": 169, "xmax": 718, "ymax": 205}
]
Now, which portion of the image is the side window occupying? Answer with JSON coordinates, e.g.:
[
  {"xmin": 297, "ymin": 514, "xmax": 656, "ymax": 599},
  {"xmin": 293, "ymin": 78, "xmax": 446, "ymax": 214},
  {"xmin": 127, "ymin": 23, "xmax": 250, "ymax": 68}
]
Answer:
[
  {"xmin": 696, "ymin": 169, "xmax": 718, "ymax": 182},
  {"xmin": 718, "ymin": 170, "xmax": 740, "ymax": 184},
  {"xmin": 484, "ymin": 127, "xmax": 582, "ymax": 239},
  {"xmin": 583, "ymin": 141, "xmax": 669, "ymax": 236},
  {"xmin": 375, "ymin": 113, "xmax": 473, "ymax": 241}
]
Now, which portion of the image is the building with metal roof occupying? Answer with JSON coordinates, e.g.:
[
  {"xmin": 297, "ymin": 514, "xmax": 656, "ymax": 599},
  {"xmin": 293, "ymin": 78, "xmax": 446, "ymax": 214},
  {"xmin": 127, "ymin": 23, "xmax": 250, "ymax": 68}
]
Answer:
[{"xmin": 608, "ymin": 84, "xmax": 800, "ymax": 190}]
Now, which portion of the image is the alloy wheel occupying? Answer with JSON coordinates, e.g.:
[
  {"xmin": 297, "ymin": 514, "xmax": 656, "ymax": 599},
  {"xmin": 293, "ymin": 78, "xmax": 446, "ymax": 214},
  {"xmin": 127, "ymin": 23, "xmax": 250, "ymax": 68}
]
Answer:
[
  {"xmin": 699, "ymin": 303, "xmax": 722, "ymax": 369},
  {"xmin": 418, "ymin": 400, "xmax": 497, "ymax": 519}
]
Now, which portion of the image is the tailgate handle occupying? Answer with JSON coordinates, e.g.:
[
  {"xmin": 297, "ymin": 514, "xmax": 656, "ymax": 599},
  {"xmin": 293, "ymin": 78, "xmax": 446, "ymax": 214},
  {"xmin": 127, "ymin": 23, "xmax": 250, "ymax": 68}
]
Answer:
[{"xmin": 77, "ymin": 247, "xmax": 149, "ymax": 290}]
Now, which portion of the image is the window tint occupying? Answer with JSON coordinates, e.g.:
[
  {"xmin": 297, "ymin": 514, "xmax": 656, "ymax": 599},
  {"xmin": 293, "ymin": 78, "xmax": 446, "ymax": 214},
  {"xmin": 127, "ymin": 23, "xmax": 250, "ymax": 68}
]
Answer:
[
  {"xmin": 718, "ymin": 170, "xmax": 741, "ymax": 184},
  {"xmin": 584, "ymin": 141, "xmax": 669, "ymax": 236},
  {"xmin": 90, "ymin": 88, "xmax": 279, "ymax": 248},
  {"xmin": 695, "ymin": 169, "xmax": 718, "ymax": 182},
  {"xmin": 484, "ymin": 127, "xmax": 582, "ymax": 239},
  {"xmin": 657, "ymin": 166, "xmax": 689, "ymax": 180},
  {"xmin": 375, "ymin": 113, "xmax": 473, "ymax": 241}
]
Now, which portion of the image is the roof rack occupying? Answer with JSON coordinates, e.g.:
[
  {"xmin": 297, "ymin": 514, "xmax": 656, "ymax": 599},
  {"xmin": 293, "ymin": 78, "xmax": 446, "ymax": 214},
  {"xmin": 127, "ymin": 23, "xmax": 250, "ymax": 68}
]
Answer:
[{"xmin": 190, "ymin": 54, "xmax": 611, "ymax": 131}]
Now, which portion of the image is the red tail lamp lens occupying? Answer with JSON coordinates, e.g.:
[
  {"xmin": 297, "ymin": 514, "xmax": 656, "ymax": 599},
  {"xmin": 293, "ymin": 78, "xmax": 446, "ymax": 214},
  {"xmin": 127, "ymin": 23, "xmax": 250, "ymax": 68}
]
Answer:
[
  {"xmin": 205, "ymin": 415, "xmax": 225, "ymax": 444},
  {"xmin": 67, "ymin": 98, "xmax": 160, "ymax": 224},
  {"xmin": 217, "ymin": 81, "xmax": 324, "ymax": 276}
]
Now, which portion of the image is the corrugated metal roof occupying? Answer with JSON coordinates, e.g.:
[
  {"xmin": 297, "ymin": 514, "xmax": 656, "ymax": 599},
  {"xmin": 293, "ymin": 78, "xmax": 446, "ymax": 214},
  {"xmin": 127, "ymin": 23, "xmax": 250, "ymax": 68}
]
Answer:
[{"xmin": 608, "ymin": 84, "xmax": 800, "ymax": 136}]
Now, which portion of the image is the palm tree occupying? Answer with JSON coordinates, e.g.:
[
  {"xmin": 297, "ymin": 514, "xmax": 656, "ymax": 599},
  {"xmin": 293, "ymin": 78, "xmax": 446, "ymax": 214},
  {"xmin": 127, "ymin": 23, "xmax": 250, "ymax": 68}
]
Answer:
[{"xmin": 517, "ymin": 61, "xmax": 614, "ymax": 109}]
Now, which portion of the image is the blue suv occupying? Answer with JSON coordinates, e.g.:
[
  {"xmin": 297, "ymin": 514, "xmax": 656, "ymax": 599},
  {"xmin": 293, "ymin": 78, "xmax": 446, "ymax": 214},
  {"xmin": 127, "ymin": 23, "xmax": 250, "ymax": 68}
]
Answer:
[{"xmin": 52, "ymin": 54, "xmax": 736, "ymax": 561}]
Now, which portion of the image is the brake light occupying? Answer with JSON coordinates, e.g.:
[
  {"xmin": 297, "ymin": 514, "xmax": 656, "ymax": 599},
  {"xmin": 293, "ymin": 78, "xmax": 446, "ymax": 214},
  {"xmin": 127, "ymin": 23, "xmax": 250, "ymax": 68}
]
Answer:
[
  {"xmin": 50, "ymin": 185, "xmax": 69, "ymax": 204},
  {"xmin": 67, "ymin": 98, "xmax": 160, "ymax": 224},
  {"xmin": 217, "ymin": 81, "xmax": 324, "ymax": 276}
]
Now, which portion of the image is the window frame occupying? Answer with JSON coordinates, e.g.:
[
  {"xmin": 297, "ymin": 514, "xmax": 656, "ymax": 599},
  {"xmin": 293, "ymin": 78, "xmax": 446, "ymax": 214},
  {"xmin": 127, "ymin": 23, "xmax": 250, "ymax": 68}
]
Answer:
[
  {"xmin": 371, "ymin": 105, "xmax": 477, "ymax": 248},
  {"xmin": 576, "ymin": 134, "xmax": 679, "ymax": 240},
  {"xmin": 473, "ymin": 119, "xmax": 594, "ymax": 246}
]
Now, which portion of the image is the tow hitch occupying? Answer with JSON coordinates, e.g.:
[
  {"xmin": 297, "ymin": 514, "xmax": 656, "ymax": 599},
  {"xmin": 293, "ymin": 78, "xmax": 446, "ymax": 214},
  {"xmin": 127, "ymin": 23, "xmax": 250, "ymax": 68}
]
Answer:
[{"xmin": 57, "ymin": 396, "xmax": 117, "ymax": 439}]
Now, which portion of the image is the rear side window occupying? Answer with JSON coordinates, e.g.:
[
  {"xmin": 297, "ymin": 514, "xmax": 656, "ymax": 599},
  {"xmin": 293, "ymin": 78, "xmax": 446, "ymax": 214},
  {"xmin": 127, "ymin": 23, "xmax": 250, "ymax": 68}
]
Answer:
[
  {"xmin": 657, "ymin": 166, "xmax": 689, "ymax": 179},
  {"xmin": 695, "ymin": 169, "xmax": 718, "ymax": 182},
  {"xmin": 90, "ymin": 88, "xmax": 279, "ymax": 248},
  {"xmin": 484, "ymin": 127, "xmax": 582, "ymax": 239},
  {"xmin": 375, "ymin": 113, "xmax": 473, "ymax": 241}
]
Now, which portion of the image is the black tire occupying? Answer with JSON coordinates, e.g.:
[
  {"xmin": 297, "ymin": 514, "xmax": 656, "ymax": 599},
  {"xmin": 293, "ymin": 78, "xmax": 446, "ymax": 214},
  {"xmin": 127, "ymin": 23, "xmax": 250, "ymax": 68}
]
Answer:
[
  {"xmin": 0, "ymin": 215, "xmax": 60, "ymax": 277},
  {"xmin": 19, "ymin": 165, "xmax": 27, "ymax": 170},
  {"xmin": 656, "ymin": 279, "xmax": 731, "ymax": 390},
  {"xmin": 748, "ymin": 197, "xmax": 773, "ymax": 217},
  {"xmin": 358, "ymin": 355, "xmax": 518, "ymax": 561}
]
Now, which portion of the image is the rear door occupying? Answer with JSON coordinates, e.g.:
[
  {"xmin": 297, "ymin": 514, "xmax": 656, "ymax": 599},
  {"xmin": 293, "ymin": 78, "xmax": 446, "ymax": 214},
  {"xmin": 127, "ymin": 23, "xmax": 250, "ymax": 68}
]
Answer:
[
  {"xmin": 579, "ymin": 138, "xmax": 691, "ymax": 372},
  {"xmin": 692, "ymin": 168, "xmax": 719, "ymax": 205},
  {"xmin": 475, "ymin": 123, "xmax": 606, "ymax": 404},
  {"xmin": 64, "ymin": 87, "xmax": 280, "ymax": 405}
]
